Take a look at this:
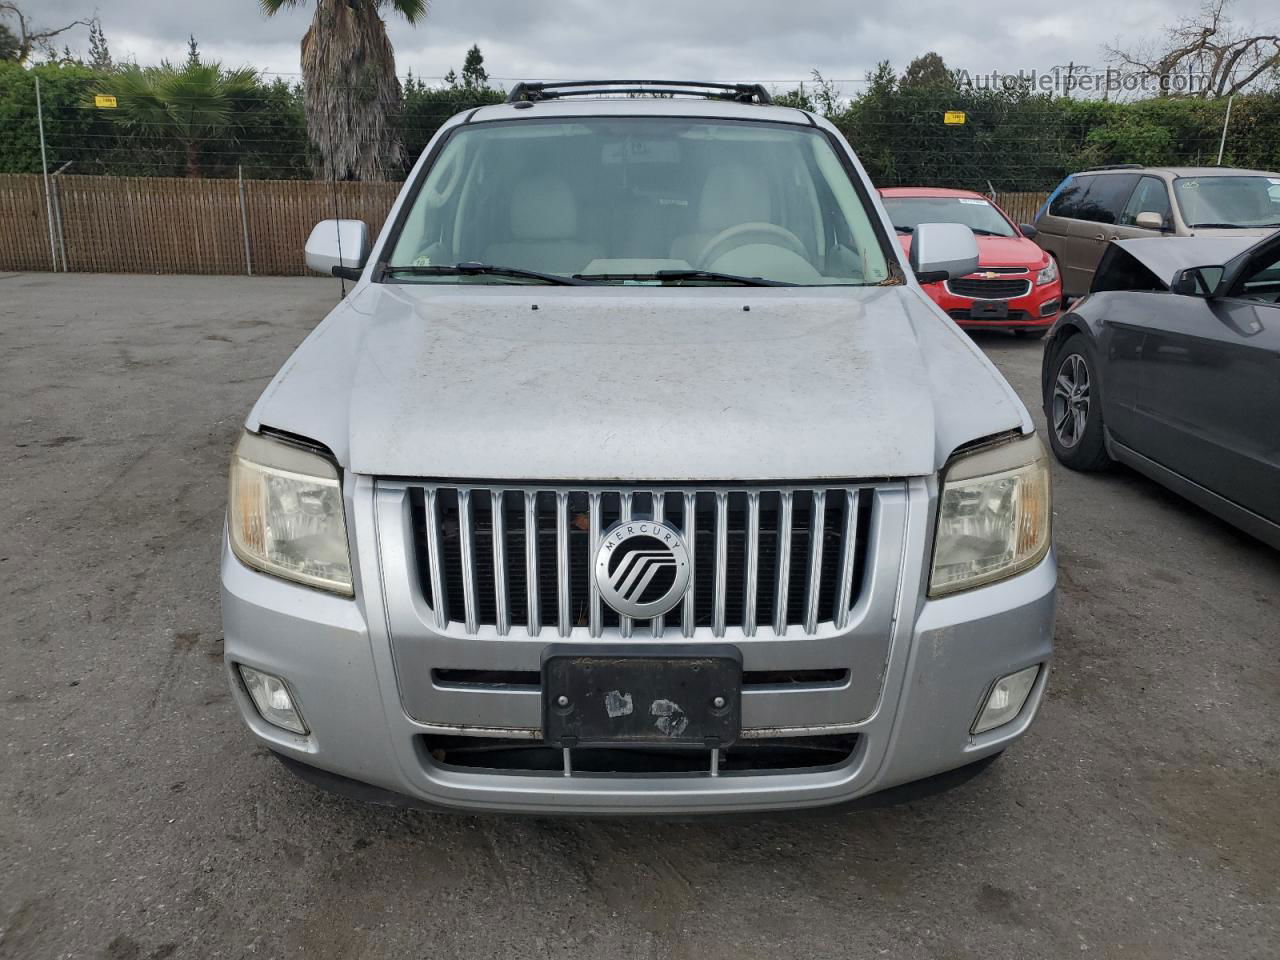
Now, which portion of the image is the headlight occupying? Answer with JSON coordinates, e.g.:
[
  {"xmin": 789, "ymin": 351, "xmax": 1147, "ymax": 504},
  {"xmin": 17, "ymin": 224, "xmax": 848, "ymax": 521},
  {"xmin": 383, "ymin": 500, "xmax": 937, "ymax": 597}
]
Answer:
[
  {"xmin": 228, "ymin": 431, "xmax": 353, "ymax": 595},
  {"xmin": 930, "ymin": 433, "xmax": 1051, "ymax": 597},
  {"xmin": 1035, "ymin": 258, "xmax": 1058, "ymax": 286}
]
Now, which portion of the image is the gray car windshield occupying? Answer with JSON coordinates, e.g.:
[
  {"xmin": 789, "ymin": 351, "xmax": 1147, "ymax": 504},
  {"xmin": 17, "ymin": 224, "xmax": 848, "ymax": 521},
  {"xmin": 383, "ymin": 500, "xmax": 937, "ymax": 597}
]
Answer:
[
  {"xmin": 385, "ymin": 117, "xmax": 890, "ymax": 286},
  {"xmin": 1174, "ymin": 175, "xmax": 1280, "ymax": 228},
  {"xmin": 882, "ymin": 196, "xmax": 1016, "ymax": 238}
]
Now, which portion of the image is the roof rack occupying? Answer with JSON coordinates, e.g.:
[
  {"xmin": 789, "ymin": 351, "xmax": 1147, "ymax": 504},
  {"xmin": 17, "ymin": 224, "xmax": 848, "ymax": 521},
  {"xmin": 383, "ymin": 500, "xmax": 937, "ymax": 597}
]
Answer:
[
  {"xmin": 506, "ymin": 80, "xmax": 773, "ymax": 106},
  {"xmin": 1082, "ymin": 163, "xmax": 1144, "ymax": 171}
]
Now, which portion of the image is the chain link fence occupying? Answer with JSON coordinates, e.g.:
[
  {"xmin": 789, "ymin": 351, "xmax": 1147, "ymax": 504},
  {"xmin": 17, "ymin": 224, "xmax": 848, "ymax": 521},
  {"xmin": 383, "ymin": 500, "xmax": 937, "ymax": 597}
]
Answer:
[{"xmin": 4, "ymin": 68, "xmax": 1272, "ymax": 276}]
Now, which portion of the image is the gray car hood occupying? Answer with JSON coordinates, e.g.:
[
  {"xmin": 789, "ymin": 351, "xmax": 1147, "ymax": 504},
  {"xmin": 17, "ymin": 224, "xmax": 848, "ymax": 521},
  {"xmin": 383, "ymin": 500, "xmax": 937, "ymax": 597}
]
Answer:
[
  {"xmin": 248, "ymin": 283, "xmax": 1028, "ymax": 481},
  {"xmin": 1114, "ymin": 235, "xmax": 1264, "ymax": 287}
]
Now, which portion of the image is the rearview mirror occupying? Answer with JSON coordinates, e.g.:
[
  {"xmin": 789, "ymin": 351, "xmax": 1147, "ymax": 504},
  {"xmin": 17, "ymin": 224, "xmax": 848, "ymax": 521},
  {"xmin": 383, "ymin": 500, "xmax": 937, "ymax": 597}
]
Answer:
[
  {"xmin": 1170, "ymin": 264, "xmax": 1225, "ymax": 297},
  {"xmin": 909, "ymin": 222, "xmax": 980, "ymax": 283},
  {"xmin": 305, "ymin": 219, "xmax": 370, "ymax": 280},
  {"xmin": 1019, "ymin": 223, "xmax": 1038, "ymax": 239},
  {"xmin": 1135, "ymin": 211, "xmax": 1165, "ymax": 231}
]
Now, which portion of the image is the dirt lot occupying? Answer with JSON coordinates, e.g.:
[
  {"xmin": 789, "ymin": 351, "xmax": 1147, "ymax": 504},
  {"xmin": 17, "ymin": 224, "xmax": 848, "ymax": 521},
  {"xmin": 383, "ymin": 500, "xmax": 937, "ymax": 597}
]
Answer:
[{"xmin": 2, "ymin": 273, "xmax": 1277, "ymax": 960}]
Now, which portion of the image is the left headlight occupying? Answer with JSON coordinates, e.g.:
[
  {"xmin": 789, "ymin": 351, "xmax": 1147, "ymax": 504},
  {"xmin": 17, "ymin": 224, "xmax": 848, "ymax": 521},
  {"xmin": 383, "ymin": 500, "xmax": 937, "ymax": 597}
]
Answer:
[
  {"xmin": 1035, "ymin": 258, "xmax": 1058, "ymax": 286},
  {"xmin": 929, "ymin": 433, "xmax": 1051, "ymax": 598},
  {"xmin": 228, "ymin": 431, "xmax": 353, "ymax": 595}
]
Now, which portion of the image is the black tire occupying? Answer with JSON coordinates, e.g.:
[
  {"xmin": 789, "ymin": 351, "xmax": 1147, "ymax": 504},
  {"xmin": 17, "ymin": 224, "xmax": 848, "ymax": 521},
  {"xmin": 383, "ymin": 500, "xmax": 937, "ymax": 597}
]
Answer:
[
  {"xmin": 1015, "ymin": 328, "xmax": 1048, "ymax": 340},
  {"xmin": 1044, "ymin": 333, "xmax": 1111, "ymax": 471}
]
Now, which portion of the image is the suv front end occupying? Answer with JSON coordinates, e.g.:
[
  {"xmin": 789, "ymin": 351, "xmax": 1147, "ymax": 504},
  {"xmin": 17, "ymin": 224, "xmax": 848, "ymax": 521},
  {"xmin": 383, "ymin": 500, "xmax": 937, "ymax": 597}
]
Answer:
[{"xmin": 220, "ymin": 85, "xmax": 1056, "ymax": 815}]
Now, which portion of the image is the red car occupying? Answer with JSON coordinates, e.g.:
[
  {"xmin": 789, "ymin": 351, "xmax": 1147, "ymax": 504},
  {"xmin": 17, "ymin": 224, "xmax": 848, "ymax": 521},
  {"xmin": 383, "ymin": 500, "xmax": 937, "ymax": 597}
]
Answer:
[{"xmin": 880, "ymin": 187, "xmax": 1063, "ymax": 338}]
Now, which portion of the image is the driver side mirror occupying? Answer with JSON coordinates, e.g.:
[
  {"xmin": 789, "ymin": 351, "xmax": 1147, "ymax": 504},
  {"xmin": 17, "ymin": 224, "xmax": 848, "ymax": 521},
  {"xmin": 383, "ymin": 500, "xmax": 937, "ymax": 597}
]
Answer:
[
  {"xmin": 305, "ymin": 219, "xmax": 370, "ymax": 280},
  {"xmin": 1135, "ymin": 211, "xmax": 1167, "ymax": 231},
  {"xmin": 1170, "ymin": 264, "xmax": 1225, "ymax": 297},
  {"xmin": 910, "ymin": 222, "xmax": 980, "ymax": 284}
]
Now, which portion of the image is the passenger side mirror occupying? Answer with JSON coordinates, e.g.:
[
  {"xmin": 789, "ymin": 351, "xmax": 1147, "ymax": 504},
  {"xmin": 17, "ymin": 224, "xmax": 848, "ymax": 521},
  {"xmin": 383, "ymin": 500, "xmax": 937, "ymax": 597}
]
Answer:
[
  {"xmin": 305, "ymin": 219, "xmax": 370, "ymax": 280},
  {"xmin": 1135, "ymin": 211, "xmax": 1166, "ymax": 231},
  {"xmin": 909, "ymin": 222, "xmax": 980, "ymax": 284},
  {"xmin": 1170, "ymin": 264, "xmax": 1225, "ymax": 297},
  {"xmin": 1019, "ymin": 223, "xmax": 1038, "ymax": 239}
]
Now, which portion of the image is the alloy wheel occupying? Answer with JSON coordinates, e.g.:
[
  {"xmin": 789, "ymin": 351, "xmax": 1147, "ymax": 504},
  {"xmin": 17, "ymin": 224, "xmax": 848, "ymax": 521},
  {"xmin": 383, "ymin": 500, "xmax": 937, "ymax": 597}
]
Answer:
[{"xmin": 1052, "ymin": 353, "xmax": 1091, "ymax": 449}]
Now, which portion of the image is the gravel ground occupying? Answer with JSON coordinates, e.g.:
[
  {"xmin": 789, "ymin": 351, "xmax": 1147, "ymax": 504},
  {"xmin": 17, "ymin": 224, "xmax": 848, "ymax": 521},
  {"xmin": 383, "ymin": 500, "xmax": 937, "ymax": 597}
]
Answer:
[{"xmin": 2, "ymin": 272, "xmax": 1277, "ymax": 960}]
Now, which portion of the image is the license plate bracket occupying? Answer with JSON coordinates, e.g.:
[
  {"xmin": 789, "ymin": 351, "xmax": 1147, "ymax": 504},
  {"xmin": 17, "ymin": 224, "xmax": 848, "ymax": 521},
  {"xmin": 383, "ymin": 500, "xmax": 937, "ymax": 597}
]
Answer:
[
  {"xmin": 969, "ymin": 299, "xmax": 1010, "ymax": 319},
  {"xmin": 542, "ymin": 644, "xmax": 742, "ymax": 748}
]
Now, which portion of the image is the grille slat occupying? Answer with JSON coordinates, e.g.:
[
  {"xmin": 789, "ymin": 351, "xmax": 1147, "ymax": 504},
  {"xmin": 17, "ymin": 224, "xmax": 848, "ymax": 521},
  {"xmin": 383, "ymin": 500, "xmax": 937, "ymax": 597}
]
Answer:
[
  {"xmin": 523, "ymin": 491, "xmax": 540, "ymax": 636},
  {"xmin": 491, "ymin": 490, "xmax": 510, "ymax": 635},
  {"xmin": 413, "ymin": 483, "xmax": 874, "ymax": 638},
  {"xmin": 773, "ymin": 492, "xmax": 794, "ymax": 636}
]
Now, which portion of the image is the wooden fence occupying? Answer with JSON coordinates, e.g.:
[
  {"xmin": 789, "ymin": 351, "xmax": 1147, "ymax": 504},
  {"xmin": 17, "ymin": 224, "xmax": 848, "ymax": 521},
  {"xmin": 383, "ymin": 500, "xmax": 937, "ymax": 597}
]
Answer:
[
  {"xmin": 0, "ymin": 174, "xmax": 401, "ymax": 276},
  {"xmin": 0, "ymin": 173, "xmax": 1051, "ymax": 276}
]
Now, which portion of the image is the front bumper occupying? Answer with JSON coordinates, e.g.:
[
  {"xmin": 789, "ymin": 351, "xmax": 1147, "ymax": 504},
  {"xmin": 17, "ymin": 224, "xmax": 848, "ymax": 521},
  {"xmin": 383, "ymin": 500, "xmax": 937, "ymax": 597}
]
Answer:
[
  {"xmin": 221, "ymin": 476, "xmax": 1055, "ymax": 815},
  {"xmin": 924, "ymin": 278, "xmax": 1062, "ymax": 330}
]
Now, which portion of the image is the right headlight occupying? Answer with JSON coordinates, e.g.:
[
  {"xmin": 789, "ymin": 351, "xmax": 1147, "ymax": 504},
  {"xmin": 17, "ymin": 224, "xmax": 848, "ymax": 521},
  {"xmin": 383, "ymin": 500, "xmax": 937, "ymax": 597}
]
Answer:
[
  {"xmin": 228, "ymin": 431, "xmax": 353, "ymax": 596},
  {"xmin": 929, "ymin": 433, "xmax": 1051, "ymax": 597}
]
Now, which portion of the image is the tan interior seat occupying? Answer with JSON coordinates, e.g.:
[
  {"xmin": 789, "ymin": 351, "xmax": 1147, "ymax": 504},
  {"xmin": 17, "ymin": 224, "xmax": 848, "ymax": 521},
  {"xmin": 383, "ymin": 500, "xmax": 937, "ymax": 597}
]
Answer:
[
  {"xmin": 482, "ymin": 174, "xmax": 599, "ymax": 275},
  {"xmin": 670, "ymin": 164, "xmax": 773, "ymax": 265}
]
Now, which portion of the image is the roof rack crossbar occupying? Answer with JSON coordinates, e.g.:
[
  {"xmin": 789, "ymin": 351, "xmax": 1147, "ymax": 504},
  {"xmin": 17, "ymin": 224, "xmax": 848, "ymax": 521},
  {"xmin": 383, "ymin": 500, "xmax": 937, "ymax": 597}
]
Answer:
[
  {"xmin": 507, "ymin": 80, "xmax": 773, "ymax": 105},
  {"xmin": 1082, "ymin": 163, "xmax": 1144, "ymax": 171}
]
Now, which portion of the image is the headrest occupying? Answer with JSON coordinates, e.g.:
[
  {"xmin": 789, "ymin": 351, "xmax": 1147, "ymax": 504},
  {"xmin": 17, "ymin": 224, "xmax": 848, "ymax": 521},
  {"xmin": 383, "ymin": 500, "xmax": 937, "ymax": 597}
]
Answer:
[
  {"xmin": 510, "ymin": 175, "xmax": 579, "ymax": 240},
  {"xmin": 698, "ymin": 164, "xmax": 772, "ymax": 231}
]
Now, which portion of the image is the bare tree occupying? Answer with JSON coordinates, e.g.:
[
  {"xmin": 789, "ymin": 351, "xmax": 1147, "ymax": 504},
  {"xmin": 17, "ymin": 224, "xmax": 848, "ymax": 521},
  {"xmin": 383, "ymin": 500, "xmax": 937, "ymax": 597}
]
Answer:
[
  {"xmin": 1107, "ymin": 0, "xmax": 1280, "ymax": 97},
  {"xmin": 0, "ymin": 2, "xmax": 92, "ymax": 64}
]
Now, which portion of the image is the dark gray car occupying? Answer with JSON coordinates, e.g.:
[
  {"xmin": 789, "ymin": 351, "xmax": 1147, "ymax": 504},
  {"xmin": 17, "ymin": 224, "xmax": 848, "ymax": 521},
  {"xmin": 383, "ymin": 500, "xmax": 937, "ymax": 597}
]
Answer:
[{"xmin": 1041, "ymin": 231, "xmax": 1280, "ymax": 547}]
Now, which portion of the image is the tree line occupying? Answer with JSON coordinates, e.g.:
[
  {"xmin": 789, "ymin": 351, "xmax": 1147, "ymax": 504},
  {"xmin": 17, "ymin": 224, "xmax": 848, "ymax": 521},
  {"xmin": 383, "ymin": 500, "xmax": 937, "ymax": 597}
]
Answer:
[{"xmin": 2, "ymin": 31, "xmax": 1278, "ymax": 189}]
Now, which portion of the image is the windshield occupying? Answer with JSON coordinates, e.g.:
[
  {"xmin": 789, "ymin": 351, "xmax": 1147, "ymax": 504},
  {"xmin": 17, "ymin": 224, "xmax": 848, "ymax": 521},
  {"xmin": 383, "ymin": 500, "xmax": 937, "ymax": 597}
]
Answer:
[
  {"xmin": 1173, "ymin": 175, "xmax": 1280, "ymax": 228},
  {"xmin": 881, "ymin": 195, "xmax": 1017, "ymax": 238},
  {"xmin": 385, "ymin": 117, "xmax": 891, "ymax": 286}
]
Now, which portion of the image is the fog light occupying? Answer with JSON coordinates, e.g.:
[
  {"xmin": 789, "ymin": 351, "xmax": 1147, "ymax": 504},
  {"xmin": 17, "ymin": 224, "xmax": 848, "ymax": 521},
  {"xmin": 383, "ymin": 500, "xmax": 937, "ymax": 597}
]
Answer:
[
  {"xmin": 239, "ymin": 665, "xmax": 308, "ymax": 734},
  {"xmin": 972, "ymin": 665, "xmax": 1040, "ymax": 734}
]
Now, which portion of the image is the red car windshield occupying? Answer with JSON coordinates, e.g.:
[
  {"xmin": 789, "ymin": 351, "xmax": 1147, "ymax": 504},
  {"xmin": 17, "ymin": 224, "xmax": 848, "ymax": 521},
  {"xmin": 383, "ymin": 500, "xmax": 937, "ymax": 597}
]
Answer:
[{"xmin": 883, "ymin": 196, "xmax": 1017, "ymax": 238}]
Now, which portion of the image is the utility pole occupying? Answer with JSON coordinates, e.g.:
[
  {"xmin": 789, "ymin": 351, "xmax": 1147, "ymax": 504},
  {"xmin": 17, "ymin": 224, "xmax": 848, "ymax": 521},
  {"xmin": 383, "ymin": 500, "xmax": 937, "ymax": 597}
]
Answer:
[
  {"xmin": 1216, "ymin": 95, "xmax": 1234, "ymax": 166},
  {"xmin": 35, "ymin": 76, "xmax": 59, "ymax": 271}
]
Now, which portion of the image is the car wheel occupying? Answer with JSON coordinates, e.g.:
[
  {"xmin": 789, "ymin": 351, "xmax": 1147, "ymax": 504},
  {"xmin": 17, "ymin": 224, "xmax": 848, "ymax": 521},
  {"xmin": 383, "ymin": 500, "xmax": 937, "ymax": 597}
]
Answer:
[
  {"xmin": 1015, "ymin": 329, "xmax": 1047, "ymax": 340},
  {"xmin": 1045, "ymin": 334, "xmax": 1110, "ymax": 470}
]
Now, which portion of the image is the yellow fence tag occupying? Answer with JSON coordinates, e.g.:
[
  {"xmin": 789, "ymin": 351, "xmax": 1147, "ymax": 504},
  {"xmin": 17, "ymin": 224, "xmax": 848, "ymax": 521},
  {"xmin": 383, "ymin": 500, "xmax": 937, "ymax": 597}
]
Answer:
[
  {"xmin": 944, "ymin": 110, "xmax": 966, "ymax": 125},
  {"xmin": 94, "ymin": 94, "xmax": 118, "ymax": 109}
]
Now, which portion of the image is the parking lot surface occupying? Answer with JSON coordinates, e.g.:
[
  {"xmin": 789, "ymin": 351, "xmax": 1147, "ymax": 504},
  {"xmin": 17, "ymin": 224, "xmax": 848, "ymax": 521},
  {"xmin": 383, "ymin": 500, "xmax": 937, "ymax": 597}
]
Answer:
[{"xmin": 2, "ymin": 273, "xmax": 1278, "ymax": 960}]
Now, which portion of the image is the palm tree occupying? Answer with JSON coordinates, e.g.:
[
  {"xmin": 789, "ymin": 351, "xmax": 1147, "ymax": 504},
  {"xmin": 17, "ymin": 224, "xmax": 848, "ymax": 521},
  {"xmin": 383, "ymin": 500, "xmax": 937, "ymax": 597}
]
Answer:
[
  {"xmin": 95, "ymin": 61, "xmax": 260, "ymax": 178},
  {"xmin": 259, "ymin": 0, "xmax": 426, "ymax": 182}
]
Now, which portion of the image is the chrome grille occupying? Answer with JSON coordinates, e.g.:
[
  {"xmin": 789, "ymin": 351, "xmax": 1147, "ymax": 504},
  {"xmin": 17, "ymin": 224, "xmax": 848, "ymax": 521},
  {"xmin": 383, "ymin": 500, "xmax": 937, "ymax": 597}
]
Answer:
[{"xmin": 405, "ymin": 485, "xmax": 875, "ymax": 638}]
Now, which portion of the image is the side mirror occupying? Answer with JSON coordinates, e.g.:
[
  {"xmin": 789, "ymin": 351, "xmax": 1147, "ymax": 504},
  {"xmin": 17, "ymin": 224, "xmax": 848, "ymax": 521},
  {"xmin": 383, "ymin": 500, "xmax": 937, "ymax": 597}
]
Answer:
[
  {"xmin": 1019, "ymin": 223, "xmax": 1038, "ymax": 239},
  {"xmin": 909, "ymin": 222, "xmax": 980, "ymax": 284},
  {"xmin": 1135, "ymin": 211, "xmax": 1165, "ymax": 231},
  {"xmin": 1170, "ymin": 264, "xmax": 1225, "ymax": 297},
  {"xmin": 305, "ymin": 219, "xmax": 370, "ymax": 280}
]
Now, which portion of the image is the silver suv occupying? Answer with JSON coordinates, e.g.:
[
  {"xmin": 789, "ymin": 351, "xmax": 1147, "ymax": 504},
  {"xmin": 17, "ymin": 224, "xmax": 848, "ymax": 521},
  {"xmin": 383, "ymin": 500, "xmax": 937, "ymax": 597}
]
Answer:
[{"xmin": 221, "ymin": 81, "xmax": 1056, "ymax": 815}]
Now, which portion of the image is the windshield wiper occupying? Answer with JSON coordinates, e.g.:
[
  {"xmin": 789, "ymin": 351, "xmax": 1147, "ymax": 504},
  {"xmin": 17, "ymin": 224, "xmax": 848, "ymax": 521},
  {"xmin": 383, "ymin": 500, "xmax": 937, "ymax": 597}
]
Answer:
[
  {"xmin": 970, "ymin": 228, "xmax": 1008, "ymax": 237},
  {"xmin": 1186, "ymin": 222, "xmax": 1244, "ymax": 229},
  {"xmin": 383, "ymin": 261, "xmax": 587, "ymax": 285},
  {"xmin": 573, "ymin": 269, "xmax": 794, "ymax": 287},
  {"xmin": 894, "ymin": 225, "xmax": 914, "ymax": 234}
]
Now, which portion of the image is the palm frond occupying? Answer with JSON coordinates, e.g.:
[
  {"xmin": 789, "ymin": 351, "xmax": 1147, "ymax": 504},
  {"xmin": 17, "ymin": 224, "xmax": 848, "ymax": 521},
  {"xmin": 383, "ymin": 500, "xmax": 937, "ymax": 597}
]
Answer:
[
  {"xmin": 259, "ymin": 0, "xmax": 304, "ymax": 14},
  {"xmin": 382, "ymin": 0, "xmax": 429, "ymax": 24}
]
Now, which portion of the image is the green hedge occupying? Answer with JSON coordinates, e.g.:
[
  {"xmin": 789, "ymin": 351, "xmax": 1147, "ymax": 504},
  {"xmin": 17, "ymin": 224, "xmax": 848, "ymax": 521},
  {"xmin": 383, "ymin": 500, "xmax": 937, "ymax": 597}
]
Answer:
[{"xmin": 3, "ymin": 60, "xmax": 1277, "ymax": 185}]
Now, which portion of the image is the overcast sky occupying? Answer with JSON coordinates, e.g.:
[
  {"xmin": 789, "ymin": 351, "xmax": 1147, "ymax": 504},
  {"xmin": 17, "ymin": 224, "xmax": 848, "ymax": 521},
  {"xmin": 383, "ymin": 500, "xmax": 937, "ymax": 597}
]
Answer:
[{"xmin": 31, "ymin": 0, "xmax": 1280, "ymax": 95}]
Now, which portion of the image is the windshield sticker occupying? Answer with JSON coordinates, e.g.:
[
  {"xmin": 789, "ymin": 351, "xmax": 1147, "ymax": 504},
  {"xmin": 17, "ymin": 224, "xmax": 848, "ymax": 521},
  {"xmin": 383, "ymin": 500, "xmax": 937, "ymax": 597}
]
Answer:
[{"xmin": 958, "ymin": 198, "xmax": 989, "ymax": 205}]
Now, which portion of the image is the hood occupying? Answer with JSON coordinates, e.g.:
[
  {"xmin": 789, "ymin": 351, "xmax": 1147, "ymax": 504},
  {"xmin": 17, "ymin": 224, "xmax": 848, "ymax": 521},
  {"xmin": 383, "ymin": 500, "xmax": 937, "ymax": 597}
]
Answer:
[
  {"xmin": 1112, "ymin": 236, "xmax": 1262, "ymax": 287},
  {"xmin": 248, "ymin": 283, "xmax": 1027, "ymax": 481},
  {"xmin": 896, "ymin": 233, "xmax": 1046, "ymax": 268}
]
